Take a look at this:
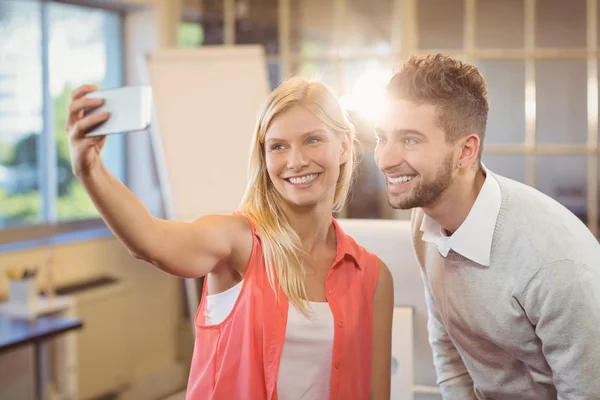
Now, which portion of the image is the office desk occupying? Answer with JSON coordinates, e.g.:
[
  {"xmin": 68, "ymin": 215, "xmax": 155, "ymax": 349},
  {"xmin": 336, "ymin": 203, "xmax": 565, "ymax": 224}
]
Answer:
[{"xmin": 0, "ymin": 315, "xmax": 83, "ymax": 400}]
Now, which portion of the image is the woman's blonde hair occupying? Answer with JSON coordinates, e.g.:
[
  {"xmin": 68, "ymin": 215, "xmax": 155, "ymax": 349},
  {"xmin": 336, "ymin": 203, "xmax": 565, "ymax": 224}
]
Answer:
[{"xmin": 238, "ymin": 76, "xmax": 358, "ymax": 315}]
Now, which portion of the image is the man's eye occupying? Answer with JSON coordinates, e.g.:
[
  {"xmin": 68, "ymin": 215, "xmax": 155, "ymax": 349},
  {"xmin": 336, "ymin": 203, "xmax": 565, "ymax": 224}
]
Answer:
[{"xmin": 404, "ymin": 138, "xmax": 417, "ymax": 146}]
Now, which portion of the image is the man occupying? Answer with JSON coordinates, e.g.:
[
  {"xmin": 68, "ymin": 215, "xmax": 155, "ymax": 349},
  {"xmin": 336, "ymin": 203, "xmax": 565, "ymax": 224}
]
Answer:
[{"xmin": 374, "ymin": 53, "xmax": 600, "ymax": 399}]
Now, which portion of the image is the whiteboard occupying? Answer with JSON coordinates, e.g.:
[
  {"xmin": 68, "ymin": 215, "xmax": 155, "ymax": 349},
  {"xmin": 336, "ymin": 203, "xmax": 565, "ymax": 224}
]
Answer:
[
  {"xmin": 145, "ymin": 45, "xmax": 270, "ymax": 222},
  {"xmin": 144, "ymin": 45, "xmax": 270, "ymax": 321}
]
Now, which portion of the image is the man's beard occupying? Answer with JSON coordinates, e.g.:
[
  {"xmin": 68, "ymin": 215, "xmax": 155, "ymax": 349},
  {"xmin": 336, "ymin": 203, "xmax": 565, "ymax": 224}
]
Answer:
[{"xmin": 388, "ymin": 152, "xmax": 454, "ymax": 210}]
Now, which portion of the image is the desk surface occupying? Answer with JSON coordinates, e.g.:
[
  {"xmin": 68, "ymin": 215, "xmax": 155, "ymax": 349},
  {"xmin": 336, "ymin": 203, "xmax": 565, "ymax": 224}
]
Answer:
[{"xmin": 0, "ymin": 315, "xmax": 82, "ymax": 353}]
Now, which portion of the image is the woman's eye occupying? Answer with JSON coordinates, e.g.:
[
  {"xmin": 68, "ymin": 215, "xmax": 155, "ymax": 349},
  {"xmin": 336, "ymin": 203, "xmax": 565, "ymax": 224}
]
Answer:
[
  {"xmin": 271, "ymin": 144, "xmax": 286, "ymax": 151},
  {"xmin": 307, "ymin": 137, "xmax": 320, "ymax": 144}
]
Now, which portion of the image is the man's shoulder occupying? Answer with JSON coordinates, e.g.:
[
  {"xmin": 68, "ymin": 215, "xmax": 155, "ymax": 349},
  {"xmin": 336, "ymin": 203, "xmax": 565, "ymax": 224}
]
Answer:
[
  {"xmin": 491, "ymin": 172, "xmax": 599, "ymax": 265},
  {"xmin": 493, "ymin": 172, "xmax": 584, "ymax": 227},
  {"xmin": 490, "ymin": 172, "xmax": 534, "ymax": 199}
]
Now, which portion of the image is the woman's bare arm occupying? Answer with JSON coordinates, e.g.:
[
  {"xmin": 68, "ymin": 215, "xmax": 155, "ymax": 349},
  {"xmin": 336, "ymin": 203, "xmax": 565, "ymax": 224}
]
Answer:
[
  {"xmin": 68, "ymin": 84, "xmax": 252, "ymax": 278},
  {"xmin": 370, "ymin": 259, "xmax": 394, "ymax": 399}
]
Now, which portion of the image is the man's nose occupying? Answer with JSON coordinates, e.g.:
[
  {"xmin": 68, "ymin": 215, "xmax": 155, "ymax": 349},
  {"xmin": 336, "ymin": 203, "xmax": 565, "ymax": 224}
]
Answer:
[{"xmin": 375, "ymin": 142, "xmax": 404, "ymax": 173}]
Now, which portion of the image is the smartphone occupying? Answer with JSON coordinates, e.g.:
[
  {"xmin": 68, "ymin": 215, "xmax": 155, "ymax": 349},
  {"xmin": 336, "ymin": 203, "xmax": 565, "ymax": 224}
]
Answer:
[{"xmin": 83, "ymin": 86, "xmax": 153, "ymax": 136}]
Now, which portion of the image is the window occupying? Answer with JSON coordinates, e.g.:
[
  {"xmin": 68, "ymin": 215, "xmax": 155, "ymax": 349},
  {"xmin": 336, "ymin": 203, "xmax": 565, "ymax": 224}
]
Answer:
[
  {"xmin": 179, "ymin": 0, "xmax": 225, "ymax": 48},
  {"xmin": 0, "ymin": 0, "xmax": 43, "ymax": 228},
  {"xmin": 50, "ymin": 3, "xmax": 125, "ymax": 221},
  {"xmin": 178, "ymin": 22, "xmax": 205, "ymax": 48},
  {"xmin": 176, "ymin": 0, "xmax": 600, "ymax": 236},
  {"xmin": 0, "ymin": 0, "xmax": 125, "ymax": 231},
  {"xmin": 289, "ymin": 0, "xmax": 600, "ymax": 235}
]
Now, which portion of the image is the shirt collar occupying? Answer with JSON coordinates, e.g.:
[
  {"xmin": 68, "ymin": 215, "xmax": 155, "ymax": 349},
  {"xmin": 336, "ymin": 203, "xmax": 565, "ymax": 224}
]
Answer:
[
  {"xmin": 420, "ymin": 165, "xmax": 502, "ymax": 267},
  {"xmin": 332, "ymin": 217, "xmax": 362, "ymax": 269}
]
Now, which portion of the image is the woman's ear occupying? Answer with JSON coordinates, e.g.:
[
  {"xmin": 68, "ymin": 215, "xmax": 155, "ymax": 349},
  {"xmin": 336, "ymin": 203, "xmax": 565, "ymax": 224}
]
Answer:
[{"xmin": 340, "ymin": 130, "xmax": 351, "ymax": 165}]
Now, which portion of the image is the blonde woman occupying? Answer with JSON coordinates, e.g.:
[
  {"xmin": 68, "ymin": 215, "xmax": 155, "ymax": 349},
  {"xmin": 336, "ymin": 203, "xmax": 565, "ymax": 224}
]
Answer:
[{"xmin": 66, "ymin": 77, "xmax": 394, "ymax": 400}]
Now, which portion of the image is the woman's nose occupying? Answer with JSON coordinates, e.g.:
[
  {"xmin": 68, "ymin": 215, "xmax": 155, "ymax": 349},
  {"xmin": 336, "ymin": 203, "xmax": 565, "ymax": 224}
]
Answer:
[{"xmin": 287, "ymin": 147, "xmax": 309, "ymax": 170}]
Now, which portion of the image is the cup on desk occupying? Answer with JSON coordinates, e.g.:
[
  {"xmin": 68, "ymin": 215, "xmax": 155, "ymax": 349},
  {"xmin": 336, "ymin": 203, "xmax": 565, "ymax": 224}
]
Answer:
[{"xmin": 6, "ymin": 268, "xmax": 38, "ymax": 308}]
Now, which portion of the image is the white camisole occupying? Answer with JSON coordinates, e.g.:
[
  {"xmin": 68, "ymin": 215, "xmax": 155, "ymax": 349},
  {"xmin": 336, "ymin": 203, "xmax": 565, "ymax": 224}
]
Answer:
[{"xmin": 204, "ymin": 281, "xmax": 335, "ymax": 400}]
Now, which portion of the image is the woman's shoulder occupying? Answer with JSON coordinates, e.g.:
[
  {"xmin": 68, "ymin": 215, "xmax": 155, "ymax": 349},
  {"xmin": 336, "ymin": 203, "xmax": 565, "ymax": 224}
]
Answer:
[
  {"xmin": 342, "ymin": 233, "xmax": 391, "ymax": 296},
  {"xmin": 194, "ymin": 213, "xmax": 254, "ymax": 237},
  {"xmin": 230, "ymin": 211, "xmax": 261, "ymax": 237},
  {"xmin": 335, "ymin": 227, "xmax": 379, "ymax": 269},
  {"xmin": 332, "ymin": 219, "xmax": 392, "ymax": 287}
]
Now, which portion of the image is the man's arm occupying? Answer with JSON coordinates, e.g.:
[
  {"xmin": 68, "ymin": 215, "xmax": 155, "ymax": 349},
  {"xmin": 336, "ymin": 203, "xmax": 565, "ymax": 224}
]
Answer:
[
  {"xmin": 523, "ymin": 260, "xmax": 600, "ymax": 398},
  {"xmin": 411, "ymin": 208, "xmax": 475, "ymax": 398},
  {"xmin": 421, "ymin": 270, "xmax": 476, "ymax": 398}
]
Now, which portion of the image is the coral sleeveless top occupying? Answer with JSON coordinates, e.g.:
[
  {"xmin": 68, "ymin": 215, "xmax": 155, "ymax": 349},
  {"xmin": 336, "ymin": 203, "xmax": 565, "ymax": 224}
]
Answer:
[{"xmin": 185, "ymin": 216, "xmax": 380, "ymax": 400}]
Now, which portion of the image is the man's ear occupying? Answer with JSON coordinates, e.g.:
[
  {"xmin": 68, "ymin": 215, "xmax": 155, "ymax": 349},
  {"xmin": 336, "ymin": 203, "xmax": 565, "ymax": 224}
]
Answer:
[
  {"xmin": 457, "ymin": 133, "xmax": 480, "ymax": 169},
  {"xmin": 340, "ymin": 130, "xmax": 351, "ymax": 165}
]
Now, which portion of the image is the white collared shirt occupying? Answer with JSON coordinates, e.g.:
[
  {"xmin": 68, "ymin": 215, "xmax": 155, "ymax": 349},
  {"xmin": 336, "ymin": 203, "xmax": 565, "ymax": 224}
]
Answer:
[{"xmin": 420, "ymin": 166, "xmax": 502, "ymax": 266}]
